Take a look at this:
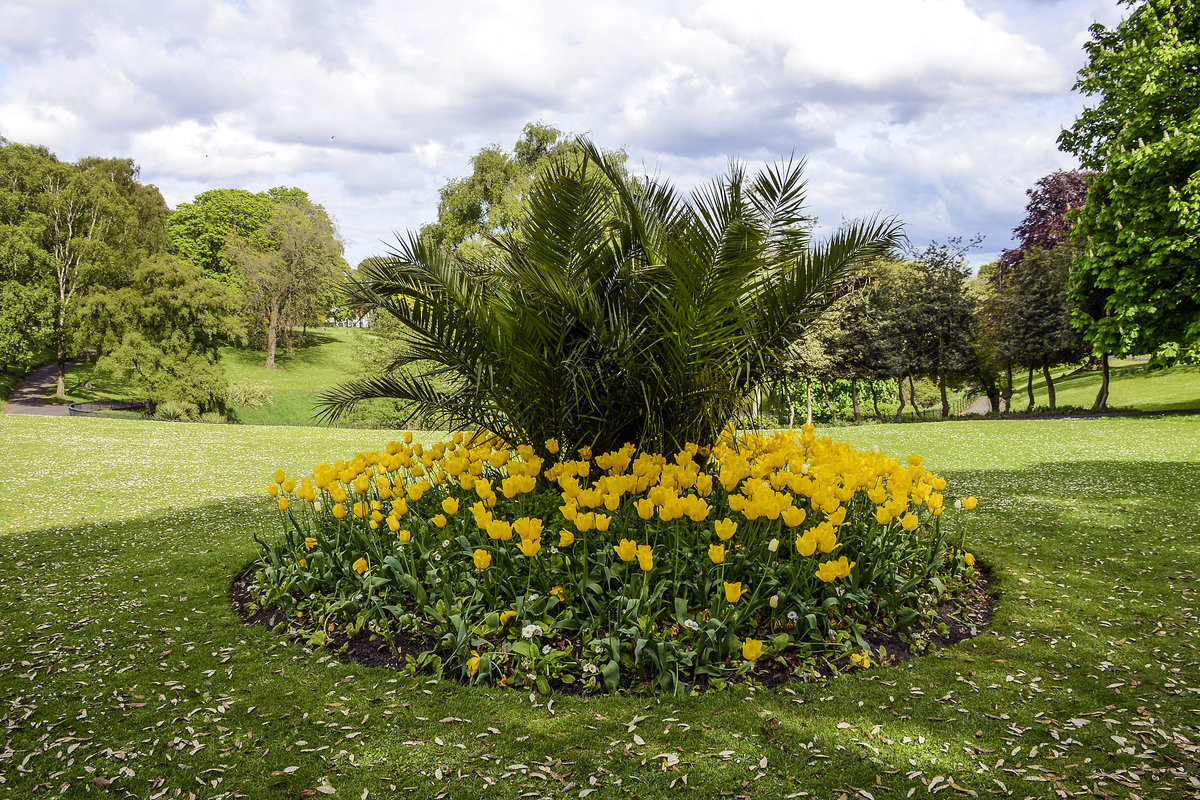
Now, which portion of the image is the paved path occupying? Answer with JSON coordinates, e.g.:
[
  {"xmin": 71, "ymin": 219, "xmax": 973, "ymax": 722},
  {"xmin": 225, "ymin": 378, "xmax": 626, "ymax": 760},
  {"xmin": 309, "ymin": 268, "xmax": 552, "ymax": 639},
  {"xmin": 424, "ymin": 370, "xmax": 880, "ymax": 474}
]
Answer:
[
  {"xmin": 961, "ymin": 395, "xmax": 991, "ymax": 415},
  {"xmin": 4, "ymin": 361, "xmax": 71, "ymax": 416}
]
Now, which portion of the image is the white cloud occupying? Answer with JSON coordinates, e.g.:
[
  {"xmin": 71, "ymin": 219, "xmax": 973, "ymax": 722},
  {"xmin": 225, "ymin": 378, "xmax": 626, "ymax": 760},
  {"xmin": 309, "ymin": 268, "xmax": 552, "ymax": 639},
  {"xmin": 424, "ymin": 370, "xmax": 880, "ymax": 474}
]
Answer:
[{"xmin": 0, "ymin": 0, "xmax": 1126, "ymax": 267}]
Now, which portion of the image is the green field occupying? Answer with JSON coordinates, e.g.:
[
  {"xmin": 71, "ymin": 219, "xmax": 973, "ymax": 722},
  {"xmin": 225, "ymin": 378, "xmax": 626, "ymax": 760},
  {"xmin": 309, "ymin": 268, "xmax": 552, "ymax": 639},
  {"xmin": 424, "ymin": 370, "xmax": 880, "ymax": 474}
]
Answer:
[
  {"xmin": 1019, "ymin": 360, "xmax": 1200, "ymax": 412},
  {"xmin": 1, "ymin": 414, "xmax": 1197, "ymax": 798}
]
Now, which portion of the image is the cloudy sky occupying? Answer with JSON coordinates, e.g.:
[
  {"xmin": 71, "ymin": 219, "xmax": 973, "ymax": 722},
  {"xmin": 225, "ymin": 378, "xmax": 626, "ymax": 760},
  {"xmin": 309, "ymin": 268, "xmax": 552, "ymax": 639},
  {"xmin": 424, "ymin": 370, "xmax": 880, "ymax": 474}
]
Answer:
[{"xmin": 0, "ymin": 0, "xmax": 1127, "ymax": 268}]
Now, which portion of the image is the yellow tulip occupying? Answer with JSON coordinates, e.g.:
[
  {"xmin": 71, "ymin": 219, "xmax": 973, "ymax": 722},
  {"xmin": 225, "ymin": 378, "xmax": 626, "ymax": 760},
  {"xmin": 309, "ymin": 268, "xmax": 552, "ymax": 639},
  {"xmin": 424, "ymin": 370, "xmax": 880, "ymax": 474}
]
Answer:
[
  {"xmin": 442, "ymin": 496, "xmax": 459, "ymax": 515},
  {"xmin": 781, "ymin": 506, "xmax": 806, "ymax": 527},
  {"xmin": 900, "ymin": 512, "xmax": 919, "ymax": 532},
  {"xmin": 353, "ymin": 501, "xmax": 369, "ymax": 519},
  {"xmin": 397, "ymin": 529, "xmax": 411, "ymax": 542},
  {"xmin": 636, "ymin": 544, "xmax": 653, "ymax": 571},
  {"xmin": 594, "ymin": 513, "xmax": 612, "ymax": 532},
  {"xmin": 558, "ymin": 529, "xmax": 575, "ymax": 547},
  {"xmin": 267, "ymin": 483, "xmax": 279, "ymax": 497},
  {"xmin": 549, "ymin": 585, "xmax": 565, "ymax": 602},
  {"xmin": 274, "ymin": 468, "xmax": 286, "ymax": 484},
  {"xmin": 964, "ymin": 552, "xmax": 976, "ymax": 567},
  {"xmin": 708, "ymin": 543, "xmax": 726, "ymax": 564},
  {"xmin": 742, "ymin": 637, "xmax": 763, "ymax": 661},
  {"xmin": 544, "ymin": 438, "xmax": 560, "ymax": 454},
  {"xmin": 614, "ymin": 538, "xmax": 638, "ymax": 562},
  {"xmin": 517, "ymin": 537, "xmax": 541, "ymax": 557},
  {"xmin": 433, "ymin": 514, "xmax": 447, "ymax": 528},
  {"xmin": 277, "ymin": 497, "xmax": 289, "ymax": 511},
  {"xmin": 724, "ymin": 581, "xmax": 745, "ymax": 603},
  {"xmin": 473, "ymin": 549, "xmax": 491, "ymax": 570},
  {"xmin": 794, "ymin": 531, "xmax": 817, "ymax": 557},
  {"xmin": 635, "ymin": 497, "xmax": 655, "ymax": 520},
  {"xmin": 352, "ymin": 557, "xmax": 368, "ymax": 575},
  {"xmin": 332, "ymin": 503, "xmax": 346, "ymax": 519},
  {"xmin": 499, "ymin": 609, "xmax": 515, "ymax": 626},
  {"xmin": 962, "ymin": 496, "xmax": 978, "ymax": 510},
  {"xmin": 304, "ymin": 536, "xmax": 317, "ymax": 550},
  {"xmin": 467, "ymin": 650, "xmax": 481, "ymax": 675},
  {"xmin": 715, "ymin": 518, "xmax": 737, "ymax": 541}
]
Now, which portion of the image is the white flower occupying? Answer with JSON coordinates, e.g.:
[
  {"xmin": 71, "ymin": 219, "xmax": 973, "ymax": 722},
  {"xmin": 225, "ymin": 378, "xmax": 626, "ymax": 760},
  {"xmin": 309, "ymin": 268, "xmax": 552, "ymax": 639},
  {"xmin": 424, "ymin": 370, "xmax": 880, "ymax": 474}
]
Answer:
[
  {"xmin": 433, "ymin": 552, "xmax": 442, "ymax": 561},
  {"xmin": 787, "ymin": 610, "xmax": 799, "ymax": 622},
  {"xmin": 541, "ymin": 644, "xmax": 552, "ymax": 655},
  {"xmin": 583, "ymin": 663, "xmax": 598, "ymax": 674},
  {"xmin": 768, "ymin": 538, "xmax": 779, "ymax": 553},
  {"xmin": 683, "ymin": 618, "xmax": 700, "ymax": 631},
  {"xmin": 594, "ymin": 643, "xmax": 606, "ymax": 654},
  {"xmin": 801, "ymin": 462, "xmax": 810, "ymax": 475},
  {"xmin": 769, "ymin": 594, "xmax": 779, "ymax": 609},
  {"xmin": 441, "ymin": 539, "xmax": 450, "ymax": 548},
  {"xmin": 522, "ymin": 623, "xmax": 542, "ymax": 639},
  {"xmin": 550, "ymin": 546, "xmax": 558, "ymax": 554},
  {"xmin": 954, "ymin": 498, "xmax": 963, "ymax": 511},
  {"xmin": 528, "ymin": 593, "xmax": 539, "ymax": 601}
]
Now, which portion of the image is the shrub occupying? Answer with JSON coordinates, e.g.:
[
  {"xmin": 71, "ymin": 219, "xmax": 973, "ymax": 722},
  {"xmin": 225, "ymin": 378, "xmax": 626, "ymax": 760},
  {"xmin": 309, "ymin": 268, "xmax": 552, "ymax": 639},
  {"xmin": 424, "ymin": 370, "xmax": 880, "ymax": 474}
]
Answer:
[
  {"xmin": 154, "ymin": 399, "xmax": 200, "ymax": 421},
  {"xmin": 227, "ymin": 379, "xmax": 274, "ymax": 408},
  {"xmin": 318, "ymin": 141, "xmax": 902, "ymax": 458},
  {"xmin": 251, "ymin": 425, "xmax": 978, "ymax": 694},
  {"xmin": 199, "ymin": 411, "xmax": 227, "ymax": 424}
]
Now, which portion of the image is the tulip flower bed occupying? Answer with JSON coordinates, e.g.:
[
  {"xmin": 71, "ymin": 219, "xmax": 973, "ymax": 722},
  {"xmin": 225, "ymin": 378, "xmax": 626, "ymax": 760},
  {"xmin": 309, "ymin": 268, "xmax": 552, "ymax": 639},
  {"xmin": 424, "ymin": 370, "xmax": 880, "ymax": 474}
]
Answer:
[{"xmin": 249, "ymin": 425, "xmax": 979, "ymax": 694}]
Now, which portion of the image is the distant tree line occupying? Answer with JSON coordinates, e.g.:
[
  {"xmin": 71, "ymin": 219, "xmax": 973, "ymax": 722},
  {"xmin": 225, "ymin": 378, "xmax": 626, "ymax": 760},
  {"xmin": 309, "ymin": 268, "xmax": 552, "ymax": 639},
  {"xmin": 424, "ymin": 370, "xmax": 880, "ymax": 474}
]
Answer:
[{"xmin": 0, "ymin": 138, "xmax": 347, "ymax": 412}]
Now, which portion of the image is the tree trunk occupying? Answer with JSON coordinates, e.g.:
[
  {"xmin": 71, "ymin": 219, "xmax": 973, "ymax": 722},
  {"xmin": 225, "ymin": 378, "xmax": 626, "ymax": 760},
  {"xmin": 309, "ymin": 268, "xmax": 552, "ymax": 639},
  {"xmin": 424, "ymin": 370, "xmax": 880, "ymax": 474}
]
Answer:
[
  {"xmin": 1042, "ymin": 362, "xmax": 1057, "ymax": 410},
  {"xmin": 820, "ymin": 379, "xmax": 838, "ymax": 424},
  {"xmin": 1002, "ymin": 360, "xmax": 1014, "ymax": 413},
  {"xmin": 850, "ymin": 376, "xmax": 862, "ymax": 424},
  {"xmin": 265, "ymin": 298, "xmax": 280, "ymax": 369},
  {"xmin": 908, "ymin": 375, "xmax": 918, "ymax": 418},
  {"xmin": 938, "ymin": 371, "xmax": 950, "ymax": 418},
  {"xmin": 55, "ymin": 305, "xmax": 67, "ymax": 399},
  {"xmin": 1093, "ymin": 352, "xmax": 1110, "ymax": 410},
  {"xmin": 805, "ymin": 377, "xmax": 813, "ymax": 426},
  {"xmin": 870, "ymin": 380, "xmax": 882, "ymax": 421},
  {"xmin": 1026, "ymin": 365, "xmax": 1035, "ymax": 411},
  {"xmin": 896, "ymin": 374, "xmax": 905, "ymax": 422}
]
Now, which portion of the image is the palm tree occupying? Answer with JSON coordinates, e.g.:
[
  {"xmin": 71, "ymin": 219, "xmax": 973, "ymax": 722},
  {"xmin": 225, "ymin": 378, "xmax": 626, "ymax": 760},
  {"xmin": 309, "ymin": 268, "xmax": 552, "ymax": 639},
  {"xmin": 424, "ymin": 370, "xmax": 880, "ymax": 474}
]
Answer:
[{"xmin": 318, "ymin": 140, "xmax": 903, "ymax": 456}]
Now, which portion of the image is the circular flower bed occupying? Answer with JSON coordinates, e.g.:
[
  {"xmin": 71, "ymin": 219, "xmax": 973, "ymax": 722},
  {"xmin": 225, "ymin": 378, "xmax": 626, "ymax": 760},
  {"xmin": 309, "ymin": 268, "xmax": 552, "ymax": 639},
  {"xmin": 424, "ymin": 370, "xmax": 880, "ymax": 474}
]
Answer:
[{"xmin": 249, "ymin": 425, "xmax": 980, "ymax": 694}]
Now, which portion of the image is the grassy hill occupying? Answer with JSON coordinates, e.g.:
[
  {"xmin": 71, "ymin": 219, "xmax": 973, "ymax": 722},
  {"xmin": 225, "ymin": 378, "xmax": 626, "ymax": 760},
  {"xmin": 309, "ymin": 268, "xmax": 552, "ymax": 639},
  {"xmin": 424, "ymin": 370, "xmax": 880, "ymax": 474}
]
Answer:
[{"xmin": 1014, "ymin": 358, "xmax": 1200, "ymax": 412}]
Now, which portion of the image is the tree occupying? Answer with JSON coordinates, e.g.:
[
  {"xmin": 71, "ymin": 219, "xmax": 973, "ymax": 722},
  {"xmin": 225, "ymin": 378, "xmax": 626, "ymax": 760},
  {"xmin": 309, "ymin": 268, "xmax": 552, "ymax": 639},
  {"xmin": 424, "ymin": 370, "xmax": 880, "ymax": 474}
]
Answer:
[
  {"xmin": 0, "ymin": 281, "xmax": 54, "ymax": 374},
  {"xmin": 227, "ymin": 193, "xmax": 346, "ymax": 368},
  {"xmin": 998, "ymin": 243, "xmax": 1087, "ymax": 410},
  {"xmin": 420, "ymin": 122, "xmax": 630, "ymax": 258},
  {"xmin": 166, "ymin": 189, "xmax": 274, "ymax": 286},
  {"xmin": 82, "ymin": 256, "xmax": 241, "ymax": 410},
  {"xmin": 907, "ymin": 239, "xmax": 979, "ymax": 417},
  {"xmin": 996, "ymin": 171, "xmax": 1089, "ymax": 282},
  {"xmin": 1058, "ymin": 0, "xmax": 1200, "ymax": 360},
  {"xmin": 321, "ymin": 141, "xmax": 902, "ymax": 455},
  {"xmin": 0, "ymin": 140, "xmax": 169, "ymax": 397}
]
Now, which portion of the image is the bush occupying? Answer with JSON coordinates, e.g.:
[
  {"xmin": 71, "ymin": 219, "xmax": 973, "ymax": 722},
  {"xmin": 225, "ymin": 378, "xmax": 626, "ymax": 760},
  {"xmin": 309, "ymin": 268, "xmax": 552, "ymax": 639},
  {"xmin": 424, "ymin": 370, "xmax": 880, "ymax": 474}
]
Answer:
[
  {"xmin": 227, "ymin": 379, "xmax": 274, "ymax": 408},
  {"xmin": 199, "ymin": 411, "xmax": 227, "ymax": 424},
  {"xmin": 251, "ymin": 425, "xmax": 978, "ymax": 694},
  {"xmin": 154, "ymin": 400, "xmax": 200, "ymax": 421}
]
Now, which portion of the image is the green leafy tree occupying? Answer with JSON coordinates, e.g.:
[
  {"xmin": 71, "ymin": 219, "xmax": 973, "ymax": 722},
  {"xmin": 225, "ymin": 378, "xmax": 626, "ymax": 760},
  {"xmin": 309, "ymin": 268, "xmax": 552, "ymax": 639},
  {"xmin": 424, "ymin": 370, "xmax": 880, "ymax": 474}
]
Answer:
[
  {"xmin": 0, "ymin": 281, "xmax": 54, "ymax": 373},
  {"xmin": 420, "ymin": 122, "xmax": 630, "ymax": 259},
  {"xmin": 82, "ymin": 256, "xmax": 241, "ymax": 410},
  {"xmin": 998, "ymin": 244, "xmax": 1086, "ymax": 410},
  {"xmin": 906, "ymin": 239, "xmax": 979, "ymax": 417},
  {"xmin": 227, "ymin": 193, "xmax": 347, "ymax": 368},
  {"xmin": 166, "ymin": 189, "xmax": 274, "ymax": 286},
  {"xmin": 321, "ymin": 141, "xmax": 901, "ymax": 454},
  {"xmin": 0, "ymin": 139, "xmax": 169, "ymax": 396},
  {"xmin": 1059, "ymin": 0, "xmax": 1200, "ymax": 359}
]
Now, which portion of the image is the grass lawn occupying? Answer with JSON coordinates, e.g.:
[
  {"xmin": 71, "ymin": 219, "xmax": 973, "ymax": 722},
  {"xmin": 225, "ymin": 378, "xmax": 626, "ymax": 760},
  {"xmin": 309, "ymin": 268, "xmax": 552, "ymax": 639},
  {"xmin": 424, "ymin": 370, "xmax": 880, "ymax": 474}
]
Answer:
[
  {"xmin": 1010, "ymin": 360, "xmax": 1200, "ymax": 413},
  {"xmin": 1, "ymin": 415, "xmax": 1197, "ymax": 798}
]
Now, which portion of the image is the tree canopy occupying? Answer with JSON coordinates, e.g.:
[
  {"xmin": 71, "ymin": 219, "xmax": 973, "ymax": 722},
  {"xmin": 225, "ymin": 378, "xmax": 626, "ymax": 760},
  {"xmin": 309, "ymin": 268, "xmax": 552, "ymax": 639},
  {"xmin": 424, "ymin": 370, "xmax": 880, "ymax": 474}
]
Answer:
[{"xmin": 1058, "ymin": 0, "xmax": 1200, "ymax": 358}]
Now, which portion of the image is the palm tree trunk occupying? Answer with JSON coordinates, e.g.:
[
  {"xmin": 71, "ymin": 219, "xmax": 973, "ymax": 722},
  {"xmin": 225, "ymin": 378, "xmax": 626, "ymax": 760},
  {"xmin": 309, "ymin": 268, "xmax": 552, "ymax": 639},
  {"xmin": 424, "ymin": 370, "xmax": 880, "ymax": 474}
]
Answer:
[
  {"xmin": 1093, "ymin": 352, "xmax": 1110, "ymax": 410},
  {"xmin": 1042, "ymin": 362, "xmax": 1057, "ymax": 410}
]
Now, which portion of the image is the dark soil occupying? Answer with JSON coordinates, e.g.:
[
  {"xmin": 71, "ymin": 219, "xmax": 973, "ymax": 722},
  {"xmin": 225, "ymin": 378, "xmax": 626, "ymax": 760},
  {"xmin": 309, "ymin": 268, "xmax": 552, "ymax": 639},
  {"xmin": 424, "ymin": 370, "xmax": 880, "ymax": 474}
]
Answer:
[{"xmin": 231, "ymin": 567, "xmax": 996, "ymax": 693}]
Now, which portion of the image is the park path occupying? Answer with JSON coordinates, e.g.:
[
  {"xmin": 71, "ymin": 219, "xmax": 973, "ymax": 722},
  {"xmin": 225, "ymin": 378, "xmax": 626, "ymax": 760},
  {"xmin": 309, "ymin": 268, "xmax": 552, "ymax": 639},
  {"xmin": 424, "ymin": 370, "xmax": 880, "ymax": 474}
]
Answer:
[
  {"xmin": 4, "ymin": 361, "xmax": 70, "ymax": 416},
  {"xmin": 960, "ymin": 395, "xmax": 991, "ymax": 415}
]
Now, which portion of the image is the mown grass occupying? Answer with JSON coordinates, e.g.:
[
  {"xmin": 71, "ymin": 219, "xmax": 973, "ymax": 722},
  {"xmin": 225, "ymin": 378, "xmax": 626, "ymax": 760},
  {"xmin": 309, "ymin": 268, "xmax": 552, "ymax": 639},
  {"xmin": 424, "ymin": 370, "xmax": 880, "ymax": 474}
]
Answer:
[
  {"xmin": 1, "ymin": 415, "xmax": 1197, "ymax": 798},
  {"xmin": 1009, "ymin": 360, "xmax": 1200, "ymax": 413}
]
